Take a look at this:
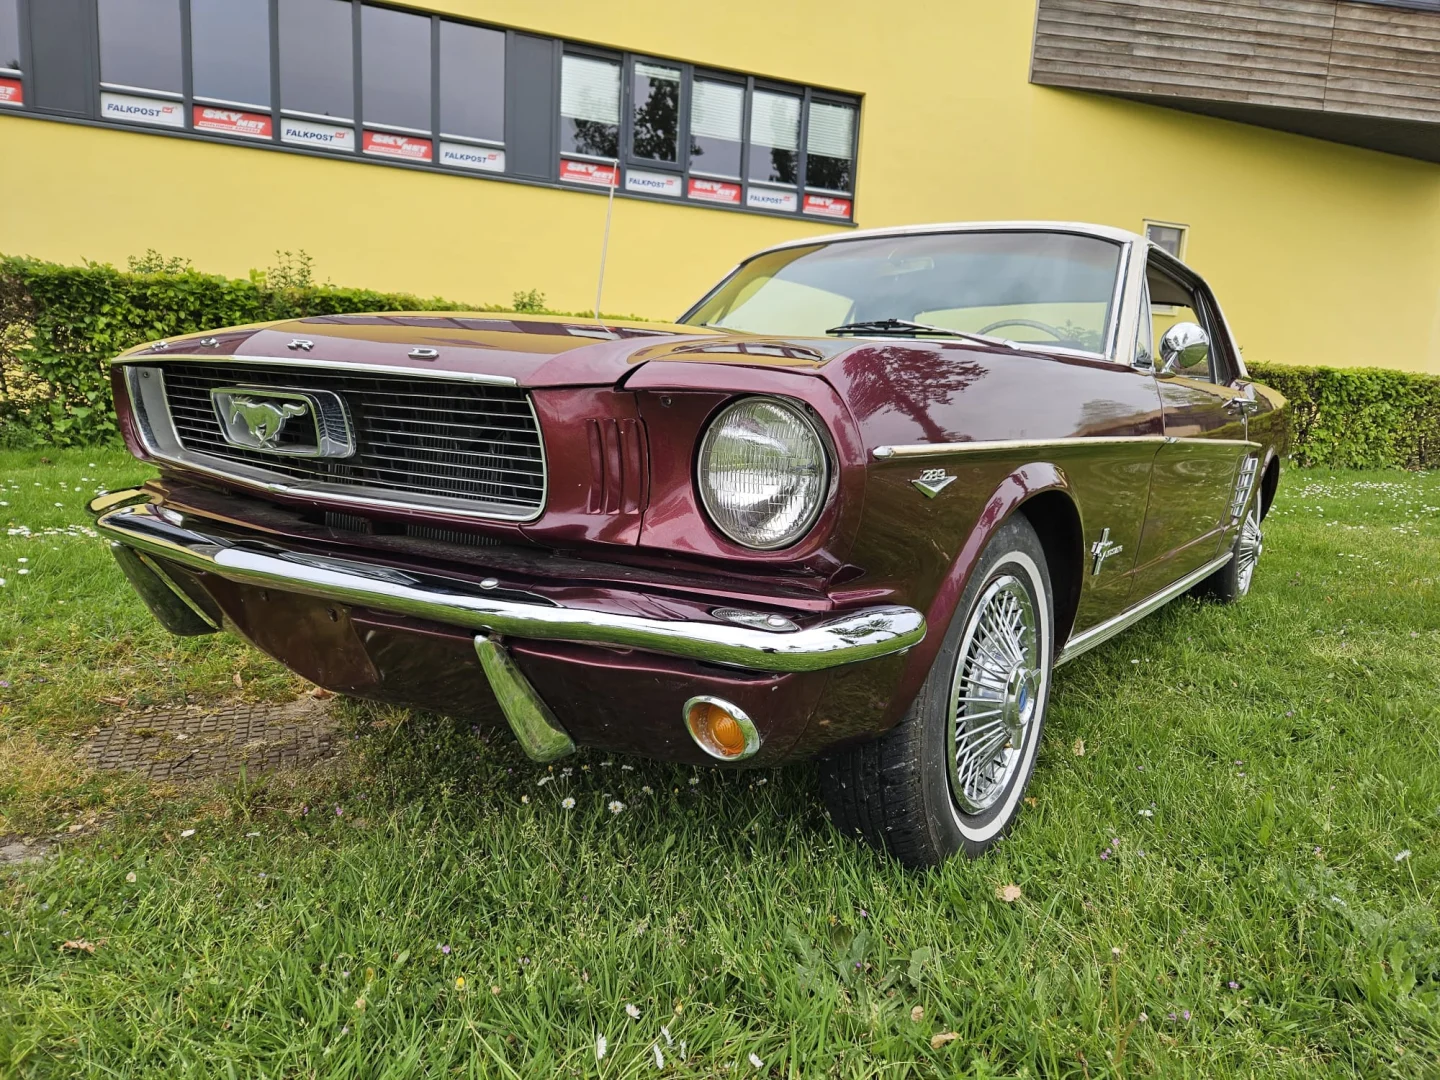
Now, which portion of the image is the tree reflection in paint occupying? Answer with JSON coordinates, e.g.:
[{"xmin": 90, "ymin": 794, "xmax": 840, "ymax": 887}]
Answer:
[{"xmin": 841, "ymin": 344, "xmax": 989, "ymax": 445}]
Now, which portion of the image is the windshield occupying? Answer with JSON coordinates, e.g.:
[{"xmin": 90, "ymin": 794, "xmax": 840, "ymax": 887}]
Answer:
[{"xmin": 682, "ymin": 230, "xmax": 1124, "ymax": 354}]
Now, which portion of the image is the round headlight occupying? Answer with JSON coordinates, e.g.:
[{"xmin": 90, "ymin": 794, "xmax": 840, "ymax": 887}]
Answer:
[{"xmin": 697, "ymin": 397, "xmax": 830, "ymax": 550}]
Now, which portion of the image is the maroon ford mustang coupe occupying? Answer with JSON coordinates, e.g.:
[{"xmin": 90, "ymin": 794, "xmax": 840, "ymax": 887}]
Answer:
[{"xmin": 92, "ymin": 222, "xmax": 1284, "ymax": 867}]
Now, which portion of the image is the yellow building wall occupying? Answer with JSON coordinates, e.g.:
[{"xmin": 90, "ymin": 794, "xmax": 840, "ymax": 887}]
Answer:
[{"xmin": 2, "ymin": 0, "xmax": 1439, "ymax": 372}]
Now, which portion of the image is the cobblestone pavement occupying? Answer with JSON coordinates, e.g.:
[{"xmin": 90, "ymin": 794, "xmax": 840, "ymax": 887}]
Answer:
[{"xmin": 83, "ymin": 698, "xmax": 338, "ymax": 781}]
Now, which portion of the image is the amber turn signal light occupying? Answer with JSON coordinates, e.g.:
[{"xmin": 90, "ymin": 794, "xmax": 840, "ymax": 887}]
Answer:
[{"xmin": 683, "ymin": 696, "xmax": 761, "ymax": 761}]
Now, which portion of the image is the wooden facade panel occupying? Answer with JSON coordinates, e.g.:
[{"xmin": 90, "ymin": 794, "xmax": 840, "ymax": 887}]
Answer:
[
  {"xmin": 1032, "ymin": 0, "xmax": 1440, "ymax": 150},
  {"xmin": 1032, "ymin": 23, "xmax": 1333, "ymax": 79}
]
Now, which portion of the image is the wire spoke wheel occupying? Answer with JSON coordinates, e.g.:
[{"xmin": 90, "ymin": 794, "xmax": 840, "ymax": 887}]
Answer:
[
  {"xmin": 1236, "ymin": 500, "xmax": 1264, "ymax": 595},
  {"xmin": 947, "ymin": 574, "xmax": 1040, "ymax": 814}
]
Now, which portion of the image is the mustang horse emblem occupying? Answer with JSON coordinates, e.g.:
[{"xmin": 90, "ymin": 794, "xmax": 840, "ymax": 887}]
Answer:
[{"xmin": 228, "ymin": 397, "xmax": 307, "ymax": 447}]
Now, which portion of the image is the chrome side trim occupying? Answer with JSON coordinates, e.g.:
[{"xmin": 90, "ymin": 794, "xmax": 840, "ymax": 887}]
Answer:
[
  {"xmin": 874, "ymin": 436, "xmax": 1165, "ymax": 460},
  {"xmin": 475, "ymin": 636, "xmax": 576, "ymax": 762},
  {"xmin": 1056, "ymin": 552, "xmax": 1231, "ymax": 666},
  {"xmin": 114, "ymin": 354, "xmax": 520, "ymax": 386},
  {"xmin": 92, "ymin": 496, "xmax": 927, "ymax": 674},
  {"xmin": 871, "ymin": 435, "xmax": 1259, "ymax": 460}
]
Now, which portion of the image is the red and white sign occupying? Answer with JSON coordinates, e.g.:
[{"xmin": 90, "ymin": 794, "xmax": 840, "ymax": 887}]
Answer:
[
  {"xmin": 745, "ymin": 186, "xmax": 798, "ymax": 212},
  {"xmin": 625, "ymin": 169, "xmax": 682, "ymax": 197},
  {"xmin": 439, "ymin": 142, "xmax": 505, "ymax": 173},
  {"xmin": 687, "ymin": 178, "xmax": 741, "ymax": 205},
  {"xmin": 0, "ymin": 77, "xmax": 22, "ymax": 107},
  {"xmin": 101, "ymin": 92, "xmax": 184, "ymax": 129},
  {"xmin": 803, "ymin": 194, "xmax": 853, "ymax": 219},
  {"xmin": 193, "ymin": 106, "xmax": 272, "ymax": 140},
  {"xmin": 559, "ymin": 159, "xmax": 618, "ymax": 188},
  {"xmin": 280, "ymin": 117, "xmax": 354, "ymax": 151},
  {"xmin": 364, "ymin": 131, "xmax": 433, "ymax": 162}
]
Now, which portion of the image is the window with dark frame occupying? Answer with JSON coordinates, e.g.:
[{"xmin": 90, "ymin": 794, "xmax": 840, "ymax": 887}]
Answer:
[
  {"xmin": 689, "ymin": 78, "xmax": 743, "ymax": 179},
  {"xmin": 0, "ymin": 0, "xmax": 21, "ymax": 107},
  {"xmin": 190, "ymin": 0, "xmax": 272, "ymax": 140},
  {"xmin": 630, "ymin": 60, "xmax": 679, "ymax": 164},
  {"xmin": 748, "ymin": 89, "xmax": 800, "ymax": 186},
  {"xmin": 278, "ymin": 0, "xmax": 355, "ymax": 157},
  {"xmin": 97, "ymin": 0, "xmax": 184, "ymax": 128},
  {"xmin": 560, "ymin": 53, "xmax": 620, "ymax": 161},
  {"xmin": 438, "ymin": 19, "xmax": 504, "ymax": 173},
  {"xmin": 3, "ymin": 0, "xmax": 859, "ymax": 220},
  {"xmin": 361, "ymin": 3, "xmax": 431, "ymax": 163}
]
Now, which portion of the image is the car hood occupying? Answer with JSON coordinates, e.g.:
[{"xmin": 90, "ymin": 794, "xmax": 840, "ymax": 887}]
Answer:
[{"xmin": 117, "ymin": 312, "xmax": 860, "ymax": 387}]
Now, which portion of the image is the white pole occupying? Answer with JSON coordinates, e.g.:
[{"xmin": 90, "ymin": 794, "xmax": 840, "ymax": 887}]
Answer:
[{"xmin": 595, "ymin": 158, "xmax": 618, "ymax": 324}]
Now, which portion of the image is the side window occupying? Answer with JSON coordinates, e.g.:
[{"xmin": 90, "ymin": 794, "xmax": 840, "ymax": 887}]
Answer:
[{"xmin": 1146, "ymin": 261, "xmax": 1213, "ymax": 382}]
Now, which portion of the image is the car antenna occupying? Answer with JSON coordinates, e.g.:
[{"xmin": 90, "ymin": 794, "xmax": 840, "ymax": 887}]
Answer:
[{"xmin": 593, "ymin": 158, "xmax": 618, "ymax": 332}]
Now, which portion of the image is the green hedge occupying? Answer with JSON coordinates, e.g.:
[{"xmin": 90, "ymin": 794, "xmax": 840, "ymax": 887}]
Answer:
[
  {"xmin": 2, "ymin": 253, "xmax": 1437, "ymax": 467},
  {"xmin": 0, "ymin": 252, "xmax": 559, "ymax": 447},
  {"xmin": 1247, "ymin": 362, "xmax": 1440, "ymax": 470}
]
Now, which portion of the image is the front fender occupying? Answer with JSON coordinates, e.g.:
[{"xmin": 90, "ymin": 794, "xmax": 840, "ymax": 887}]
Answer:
[{"xmin": 876, "ymin": 462, "xmax": 1078, "ymax": 729}]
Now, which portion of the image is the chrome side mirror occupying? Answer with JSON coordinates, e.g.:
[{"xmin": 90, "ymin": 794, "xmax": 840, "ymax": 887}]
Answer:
[{"xmin": 1158, "ymin": 322, "xmax": 1209, "ymax": 375}]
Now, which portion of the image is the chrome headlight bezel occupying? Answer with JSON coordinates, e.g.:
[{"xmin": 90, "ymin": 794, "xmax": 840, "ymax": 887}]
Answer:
[{"xmin": 695, "ymin": 395, "xmax": 832, "ymax": 551}]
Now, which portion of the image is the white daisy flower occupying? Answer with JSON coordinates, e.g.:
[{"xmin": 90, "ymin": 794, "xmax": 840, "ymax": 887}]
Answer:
[
  {"xmin": 1395, "ymin": 849, "xmax": 1412, "ymax": 862},
  {"xmin": 625, "ymin": 1003, "xmax": 640, "ymax": 1019},
  {"xmin": 608, "ymin": 800, "xmax": 625, "ymax": 815},
  {"xmin": 595, "ymin": 1034, "xmax": 607, "ymax": 1061},
  {"xmin": 561, "ymin": 797, "xmax": 575, "ymax": 810},
  {"xmin": 749, "ymin": 1052, "xmax": 765, "ymax": 1068}
]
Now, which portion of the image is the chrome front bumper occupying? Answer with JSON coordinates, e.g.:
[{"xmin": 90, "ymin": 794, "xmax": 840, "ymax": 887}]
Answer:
[{"xmin": 91, "ymin": 494, "xmax": 925, "ymax": 674}]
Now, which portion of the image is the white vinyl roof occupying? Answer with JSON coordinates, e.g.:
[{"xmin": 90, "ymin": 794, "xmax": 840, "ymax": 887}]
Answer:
[{"xmin": 753, "ymin": 220, "xmax": 1148, "ymax": 258}]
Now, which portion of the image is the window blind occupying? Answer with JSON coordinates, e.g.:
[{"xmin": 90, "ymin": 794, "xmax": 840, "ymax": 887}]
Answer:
[
  {"xmin": 635, "ymin": 61, "xmax": 679, "ymax": 84},
  {"xmin": 750, "ymin": 90, "xmax": 799, "ymax": 151},
  {"xmin": 807, "ymin": 102, "xmax": 854, "ymax": 159},
  {"xmin": 561, "ymin": 55, "xmax": 619, "ymax": 124},
  {"xmin": 692, "ymin": 80, "xmax": 743, "ymax": 141}
]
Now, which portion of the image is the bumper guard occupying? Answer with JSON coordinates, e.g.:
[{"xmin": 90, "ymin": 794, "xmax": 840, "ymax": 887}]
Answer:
[{"xmin": 91, "ymin": 492, "xmax": 925, "ymax": 757}]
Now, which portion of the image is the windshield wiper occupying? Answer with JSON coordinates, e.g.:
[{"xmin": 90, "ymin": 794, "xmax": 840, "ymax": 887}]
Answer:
[{"xmin": 826, "ymin": 318, "xmax": 1020, "ymax": 350}]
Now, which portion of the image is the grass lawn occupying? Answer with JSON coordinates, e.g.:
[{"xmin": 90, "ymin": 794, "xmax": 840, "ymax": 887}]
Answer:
[{"xmin": 1, "ymin": 448, "xmax": 1437, "ymax": 1078}]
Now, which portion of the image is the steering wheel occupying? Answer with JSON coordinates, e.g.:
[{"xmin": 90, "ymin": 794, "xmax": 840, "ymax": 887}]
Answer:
[{"xmin": 976, "ymin": 317, "xmax": 1069, "ymax": 340}]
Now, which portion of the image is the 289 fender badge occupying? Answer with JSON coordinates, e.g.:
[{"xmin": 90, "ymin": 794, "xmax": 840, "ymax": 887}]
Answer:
[
  {"xmin": 1090, "ymin": 527, "xmax": 1124, "ymax": 575},
  {"xmin": 912, "ymin": 468, "xmax": 956, "ymax": 498}
]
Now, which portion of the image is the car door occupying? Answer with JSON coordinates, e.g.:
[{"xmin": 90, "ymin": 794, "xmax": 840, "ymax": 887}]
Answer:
[{"xmin": 1129, "ymin": 253, "xmax": 1253, "ymax": 601}]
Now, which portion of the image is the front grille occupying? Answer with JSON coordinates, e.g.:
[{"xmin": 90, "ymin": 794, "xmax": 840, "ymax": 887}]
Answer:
[{"xmin": 156, "ymin": 362, "xmax": 545, "ymax": 519}]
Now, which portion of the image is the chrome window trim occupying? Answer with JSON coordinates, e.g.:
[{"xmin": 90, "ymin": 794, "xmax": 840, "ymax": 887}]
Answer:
[
  {"xmin": 871, "ymin": 435, "xmax": 1260, "ymax": 461},
  {"xmin": 678, "ymin": 226, "xmax": 1132, "ymax": 361},
  {"xmin": 123, "ymin": 364, "xmax": 548, "ymax": 523},
  {"xmin": 113, "ymin": 353, "xmax": 519, "ymax": 387}
]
